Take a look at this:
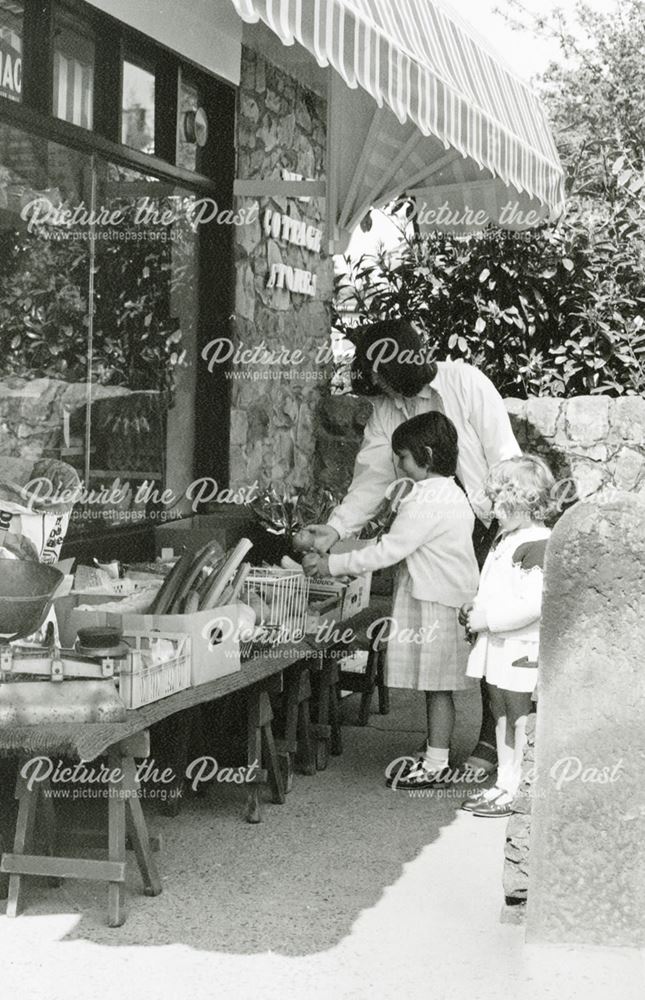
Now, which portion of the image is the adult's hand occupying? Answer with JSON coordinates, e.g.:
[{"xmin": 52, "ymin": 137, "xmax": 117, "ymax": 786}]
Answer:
[
  {"xmin": 512, "ymin": 539, "xmax": 548, "ymax": 571},
  {"xmin": 458, "ymin": 603, "xmax": 473, "ymax": 628},
  {"xmin": 292, "ymin": 524, "xmax": 339, "ymax": 554}
]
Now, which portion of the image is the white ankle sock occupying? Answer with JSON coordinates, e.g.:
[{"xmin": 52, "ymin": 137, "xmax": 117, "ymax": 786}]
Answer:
[{"xmin": 422, "ymin": 746, "xmax": 449, "ymax": 771}]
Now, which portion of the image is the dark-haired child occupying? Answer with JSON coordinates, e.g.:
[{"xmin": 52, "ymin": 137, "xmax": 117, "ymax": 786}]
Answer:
[{"xmin": 304, "ymin": 411, "xmax": 479, "ymax": 788}]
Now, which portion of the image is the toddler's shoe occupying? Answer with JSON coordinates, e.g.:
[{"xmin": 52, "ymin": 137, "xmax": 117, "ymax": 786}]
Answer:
[
  {"xmin": 461, "ymin": 786, "xmax": 503, "ymax": 812},
  {"xmin": 472, "ymin": 788, "xmax": 514, "ymax": 818}
]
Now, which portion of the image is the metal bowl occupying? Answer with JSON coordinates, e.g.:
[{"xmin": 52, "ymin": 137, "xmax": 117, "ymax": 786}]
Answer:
[{"xmin": 0, "ymin": 561, "xmax": 64, "ymax": 641}]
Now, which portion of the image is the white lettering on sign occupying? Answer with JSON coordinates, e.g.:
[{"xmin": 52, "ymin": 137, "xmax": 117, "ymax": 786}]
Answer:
[
  {"xmin": 266, "ymin": 263, "xmax": 317, "ymax": 297},
  {"xmin": 263, "ymin": 209, "xmax": 322, "ymax": 254},
  {"xmin": 0, "ymin": 42, "xmax": 22, "ymax": 98}
]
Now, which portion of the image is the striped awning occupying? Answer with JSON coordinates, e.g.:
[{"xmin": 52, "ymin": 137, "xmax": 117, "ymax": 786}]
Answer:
[{"xmin": 230, "ymin": 0, "xmax": 565, "ymax": 246}]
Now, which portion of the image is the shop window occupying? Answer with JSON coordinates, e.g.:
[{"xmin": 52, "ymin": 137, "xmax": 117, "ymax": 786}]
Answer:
[
  {"xmin": 0, "ymin": 0, "xmax": 23, "ymax": 104},
  {"xmin": 121, "ymin": 59, "xmax": 155, "ymax": 155},
  {"xmin": 0, "ymin": 121, "xmax": 200, "ymax": 535},
  {"xmin": 53, "ymin": 14, "xmax": 95, "ymax": 130}
]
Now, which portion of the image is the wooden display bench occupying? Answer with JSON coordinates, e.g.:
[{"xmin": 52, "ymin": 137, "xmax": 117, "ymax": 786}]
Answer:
[
  {"xmin": 339, "ymin": 645, "xmax": 390, "ymax": 727},
  {"xmin": 0, "ymin": 600, "xmax": 390, "ymax": 925},
  {"xmin": 1, "ymin": 732, "xmax": 161, "ymax": 928}
]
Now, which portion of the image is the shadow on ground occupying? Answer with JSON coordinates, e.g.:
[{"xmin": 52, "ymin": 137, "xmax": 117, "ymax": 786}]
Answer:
[{"xmin": 3, "ymin": 687, "xmax": 482, "ymax": 956}]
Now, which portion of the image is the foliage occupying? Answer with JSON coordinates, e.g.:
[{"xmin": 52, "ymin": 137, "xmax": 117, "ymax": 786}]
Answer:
[
  {"xmin": 500, "ymin": 0, "xmax": 645, "ymax": 200},
  {"xmin": 0, "ymin": 197, "xmax": 192, "ymax": 394},
  {"xmin": 334, "ymin": 0, "xmax": 645, "ymax": 398}
]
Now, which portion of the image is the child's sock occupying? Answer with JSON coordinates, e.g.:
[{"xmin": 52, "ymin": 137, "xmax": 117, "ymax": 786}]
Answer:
[{"xmin": 421, "ymin": 746, "xmax": 449, "ymax": 773}]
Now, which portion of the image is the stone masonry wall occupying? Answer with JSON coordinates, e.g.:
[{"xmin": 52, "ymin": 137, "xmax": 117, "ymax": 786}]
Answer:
[
  {"xmin": 229, "ymin": 46, "xmax": 334, "ymax": 489},
  {"xmin": 315, "ymin": 393, "xmax": 645, "ymax": 503}
]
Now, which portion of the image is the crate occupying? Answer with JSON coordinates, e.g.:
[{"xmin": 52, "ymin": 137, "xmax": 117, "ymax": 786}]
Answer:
[
  {"xmin": 244, "ymin": 567, "xmax": 310, "ymax": 642},
  {"xmin": 118, "ymin": 630, "xmax": 191, "ymax": 709},
  {"xmin": 66, "ymin": 605, "xmax": 243, "ymax": 688},
  {"xmin": 306, "ymin": 573, "xmax": 372, "ymax": 633}
]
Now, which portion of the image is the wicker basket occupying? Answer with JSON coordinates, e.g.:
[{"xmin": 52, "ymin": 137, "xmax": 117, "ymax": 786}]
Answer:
[{"xmin": 118, "ymin": 630, "xmax": 191, "ymax": 709}]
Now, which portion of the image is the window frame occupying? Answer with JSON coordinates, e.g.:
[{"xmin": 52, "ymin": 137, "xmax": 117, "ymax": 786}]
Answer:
[{"xmin": 0, "ymin": 0, "xmax": 237, "ymax": 492}]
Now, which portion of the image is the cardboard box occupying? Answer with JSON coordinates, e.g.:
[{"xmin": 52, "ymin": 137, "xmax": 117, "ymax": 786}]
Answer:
[
  {"xmin": 65, "ymin": 604, "xmax": 243, "ymax": 687},
  {"xmin": 55, "ymin": 584, "xmax": 161, "ymax": 648},
  {"xmin": 306, "ymin": 573, "xmax": 372, "ymax": 633}
]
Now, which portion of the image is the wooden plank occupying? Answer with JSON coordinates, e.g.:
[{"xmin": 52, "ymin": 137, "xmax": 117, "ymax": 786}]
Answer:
[
  {"xmin": 122, "ymin": 756, "xmax": 161, "ymax": 897},
  {"xmin": 233, "ymin": 179, "xmax": 326, "ymax": 198},
  {"xmin": 6, "ymin": 775, "xmax": 39, "ymax": 918},
  {"xmin": 1, "ymin": 853, "xmax": 126, "ymax": 883}
]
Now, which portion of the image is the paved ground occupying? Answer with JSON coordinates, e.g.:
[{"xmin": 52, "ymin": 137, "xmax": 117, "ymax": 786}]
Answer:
[{"xmin": 1, "ymin": 689, "xmax": 643, "ymax": 1000}]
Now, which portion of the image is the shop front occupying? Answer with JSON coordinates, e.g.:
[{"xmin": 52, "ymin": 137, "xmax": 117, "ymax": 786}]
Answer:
[{"xmin": 0, "ymin": 0, "xmax": 565, "ymax": 563}]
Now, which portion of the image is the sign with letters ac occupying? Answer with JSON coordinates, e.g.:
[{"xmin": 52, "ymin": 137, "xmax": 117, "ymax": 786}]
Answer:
[{"xmin": 0, "ymin": 38, "xmax": 22, "ymax": 100}]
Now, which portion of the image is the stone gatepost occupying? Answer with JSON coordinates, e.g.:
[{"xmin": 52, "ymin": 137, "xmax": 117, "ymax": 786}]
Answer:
[{"xmin": 526, "ymin": 493, "xmax": 645, "ymax": 947}]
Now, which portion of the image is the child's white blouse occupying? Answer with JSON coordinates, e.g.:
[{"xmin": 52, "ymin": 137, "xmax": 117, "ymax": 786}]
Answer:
[{"xmin": 466, "ymin": 524, "xmax": 551, "ymax": 690}]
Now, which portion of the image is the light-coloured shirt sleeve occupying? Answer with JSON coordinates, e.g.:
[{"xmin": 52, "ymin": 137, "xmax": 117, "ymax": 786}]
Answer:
[
  {"xmin": 465, "ymin": 366, "xmax": 521, "ymax": 471},
  {"xmin": 482, "ymin": 567, "xmax": 544, "ymax": 633},
  {"xmin": 327, "ymin": 406, "xmax": 396, "ymax": 540},
  {"xmin": 328, "ymin": 492, "xmax": 435, "ymax": 577}
]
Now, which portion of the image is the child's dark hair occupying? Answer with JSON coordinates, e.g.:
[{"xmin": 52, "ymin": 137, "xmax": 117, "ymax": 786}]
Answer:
[{"xmin": 391, "ymin": 412, "xmax": 459, "ymax": 477}]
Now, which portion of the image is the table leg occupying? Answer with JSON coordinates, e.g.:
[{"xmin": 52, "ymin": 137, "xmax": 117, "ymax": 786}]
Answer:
[
  {"xmin": 261, "ymin": 706, "xmax": 285, "ymax": 806},
  {"xmin": 39, "ymin": 777, "xmax": 61, "ymax": 888},
  {"xmin": 0, "ymin": 836, "xmax": 7, "ymax": 901},
  {"xmin": 328, "ymin": 662, "xmax": 343, "ymax": 757},
  {"xmin": 6, "ymin": 769, "xmax": 39, "ymax": 918},
  {"xmin": 313, "ymin": 659, "xmax": 334, "ymax": 771},
  {"xmin": 150, "ymin": 711, "xmax": 192, "ymax": 817},
  {"xmin": 358, "ymin": 647, "xmax": 379, "ymax": 726},
  {"xmin": 277, "ymin": 669, "xmax": 301, "ymax": 792},
  {"xmin": 246, "ymin": 691, "xmax": 264, "ymax": 824},
  {"xmin": 122, "ymin": 755, "xmax": 162, "ymax": 898},
  {"xmin": 377, "ymin": 648, "xmax": 390, "ymax": 715},
  {"xmin": 107, "ymin": 748, "xmax": 126, "ymax": 928},
  {"xmin": 246, "ymin": 687, "xmax": 285, "ymax": 822}
]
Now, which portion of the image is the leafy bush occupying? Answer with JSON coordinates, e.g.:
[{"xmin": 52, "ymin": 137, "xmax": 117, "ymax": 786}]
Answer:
[
  {"xmin": 335, "ymin": 163, "xmax": 645, "ymax": 397},
  {"xmin": 0, "ymin": 198, "xmax": 191, "ymax": 394},
  {"xmin": 334, "ymin": 1, "xmax": 645, "ymax": 399}
]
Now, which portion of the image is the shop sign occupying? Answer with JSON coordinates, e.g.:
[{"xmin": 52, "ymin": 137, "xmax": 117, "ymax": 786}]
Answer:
[
  {"xmin": 0, "ymin": 38, "xmax": 22, "ymax": 100},
  {"xmin": 266, "ymin": 263, "xmax": 317, "ymax": 297},
  {"xmin": 263, "ymin": 201, "xmax": 322, "ymax": 300},
  {"xmin": 263, "ymin": 208, "xmax": 322, "ymax": 253}
]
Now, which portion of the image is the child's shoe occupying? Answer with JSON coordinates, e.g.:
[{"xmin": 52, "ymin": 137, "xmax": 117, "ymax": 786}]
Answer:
[
  {"xmin": 385, "ymin": 756, "xmax": 420, "ymax": 788},
  {"xmin": 393, "ymin": 760, "xmax": 452, "ymax": 790},
  {"xmin": 461, "ymin": 786, "xmax": 503, "ymax": 812},
  {"xmin": 471, "ymin": 787, "xmax": 514, "ymax": 818}
]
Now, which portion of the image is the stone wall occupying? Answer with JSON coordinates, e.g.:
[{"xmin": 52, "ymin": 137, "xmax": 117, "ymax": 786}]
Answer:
[
  {"xmin": 228, "ymin": 46, "xmax": 334, "ymax": 489},
  {"xmin": 314, "ymin": 392, "xmax": 645, "ymax": 503},
  {"xmin": 503, "ymin": 713, "xmax": 536, "ymax": 906}
]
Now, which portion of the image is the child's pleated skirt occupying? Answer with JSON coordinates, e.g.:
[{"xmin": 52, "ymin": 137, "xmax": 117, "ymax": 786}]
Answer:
[{"xmin": 385, "ymin": 566, "xmax": 476, "ymax": 692}]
